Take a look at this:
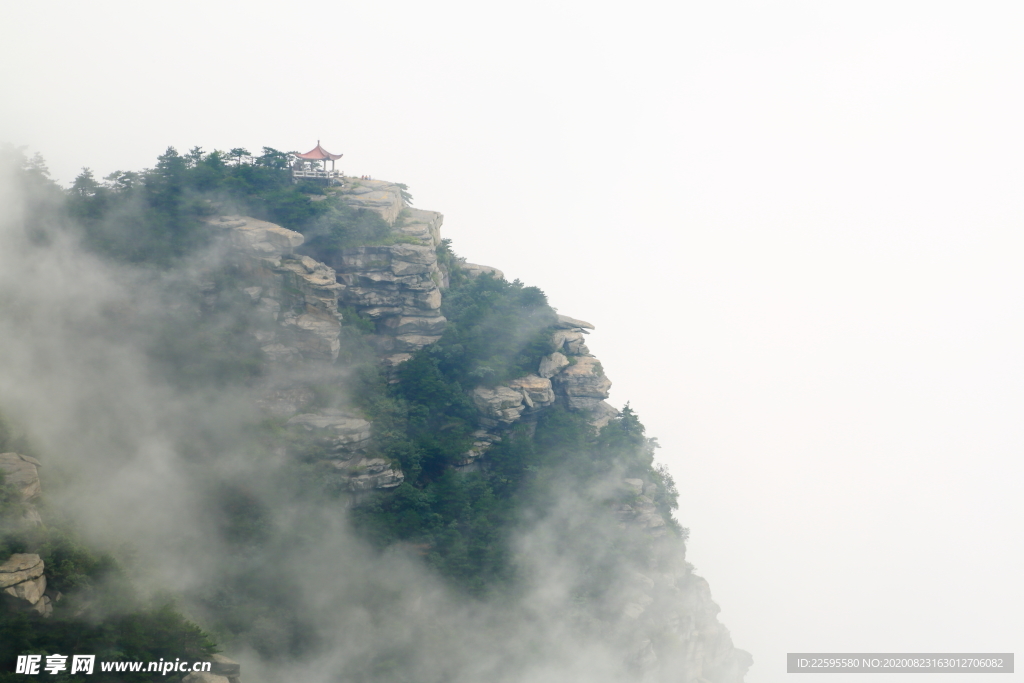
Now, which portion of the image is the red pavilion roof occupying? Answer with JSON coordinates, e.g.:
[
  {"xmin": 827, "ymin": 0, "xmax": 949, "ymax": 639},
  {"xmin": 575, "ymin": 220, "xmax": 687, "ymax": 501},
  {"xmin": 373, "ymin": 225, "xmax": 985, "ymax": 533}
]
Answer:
[{"xmin": 294, "ymin": 142, "xmax": 343, "ymax": 161}]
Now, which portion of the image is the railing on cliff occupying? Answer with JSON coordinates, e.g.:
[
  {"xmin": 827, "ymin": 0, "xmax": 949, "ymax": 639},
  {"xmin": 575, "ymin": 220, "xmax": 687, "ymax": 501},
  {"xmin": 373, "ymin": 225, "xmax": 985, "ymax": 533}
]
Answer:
[{"xmin": 292, "ymin": 169, "xmax": 342, "ymax": 180}]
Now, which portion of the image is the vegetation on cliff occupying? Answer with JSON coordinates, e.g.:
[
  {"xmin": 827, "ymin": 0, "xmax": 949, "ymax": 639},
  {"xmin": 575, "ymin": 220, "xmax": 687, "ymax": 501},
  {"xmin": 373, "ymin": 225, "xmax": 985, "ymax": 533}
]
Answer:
[
  {"xmin": 0, "ymin": 146, "xmax": 722, "ymax": 681},
  {"xmin": 64, "ymin": 146, "xmax": 393, "ymax": 265}
]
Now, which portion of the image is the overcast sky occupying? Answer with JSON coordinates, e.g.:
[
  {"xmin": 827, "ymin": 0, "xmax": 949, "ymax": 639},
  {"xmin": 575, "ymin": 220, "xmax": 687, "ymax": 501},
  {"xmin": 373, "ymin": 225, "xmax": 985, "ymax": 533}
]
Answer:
[{"xmin": 2, "ymin": 1, "xmax": 1022, "ymax": 680}]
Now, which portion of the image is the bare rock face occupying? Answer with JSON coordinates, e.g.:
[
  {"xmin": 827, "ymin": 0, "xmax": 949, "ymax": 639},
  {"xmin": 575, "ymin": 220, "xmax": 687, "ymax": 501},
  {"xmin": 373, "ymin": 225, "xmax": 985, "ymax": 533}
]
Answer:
[
  {"xmin": 210, "ymin": 215, "xmax": 304, "ymax": 261},
  {"xmin": 399, "ymin": 208, "xmax": 444, "ymax": 247},
  {"xmin": 0, "ymin": 453, "xmax": 41, "ymax": 501},
  {"xmin": 552, "ymin": 328, "xmax": 590, "ymax": 356},
  {"xmin": 212, "ymin": 199, "xmax": 450, "ymax": 371},
  {"xmin": 507, "ymin": 375, "xmax": 555, "ymax": 409},
  {"xmin": 471, "ymin": 386, "xmax": 527, "ymax": 427},
  {"xmin": 467, "ymin": 376, "xmax": 555, "ymax": 442},
  {"xmin": 553, "ymin": 355, "xmax": 612, "ymax": 411},
  {"xmin": 538, "ymin": 351, "xmax": 569, "ymax": 379},
  {"xmin": 207, "ymin": 216, "xmax": 344, "ymax": 364},
  {"xmin": 0, "ymin": 553, "xmax": 51, "ymax": 616},
  {"xmin": 0, "ymin": 553, "xmax": 44, "ymax": 589},
  {"xmin": 338, "ymin": 180, "xmax": 406, "ymax": 224},
  {"xmin": 287, "ymin": 410, "xmax": 372, "ymax": 455},
  {"xmin": 320, "ymin": 188, "xmax": 449, "ymax": 363},
  {"xmin": 331, "ymin": 242, "xmax": 447, "ymax": 359},
  {"xmin": 275, "ymin": 256, "xmax": 344, "ymax": 362}
]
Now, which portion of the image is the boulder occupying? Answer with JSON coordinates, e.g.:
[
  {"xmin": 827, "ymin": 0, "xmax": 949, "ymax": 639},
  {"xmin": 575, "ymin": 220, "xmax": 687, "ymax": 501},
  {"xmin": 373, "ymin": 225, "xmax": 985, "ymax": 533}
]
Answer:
[
  {"xmin": 0, "ymin": 553, "xmax": 44, "ymax": 589},
  {"xmin": 4, "ymin": 574, "xmax": 46, "ymax": 604},
  {"xmin": 538, "ymin": 351, "xmax": 569, "ymax": 378},
  {"xmin": 552, "ymin": 329, "xmax": 590, "ymax": 356},
  {"xmin": 553, "ymin": 356, "xmax": 612, "ymax": 411},
  {"xmin": 462, "ymin": 263, "xmax": 504, "ymax": 279},
  {"xmin": 507, "ymin": 375, "xmax": 555, "ymax": 408},
  {"xmin": 554, "ymin": 314, "xmax": 595, "ymax": 330},
  {"xmin": 471, "ymin": 386, "xmax": 526, "ymax": 425},
  {"xmin": 0, "ymin": 453, "xmax": 41, "ymax": 501},
  {"xmin": 1, "ymin": 554, "xmax": 48, "ymax": 613}
]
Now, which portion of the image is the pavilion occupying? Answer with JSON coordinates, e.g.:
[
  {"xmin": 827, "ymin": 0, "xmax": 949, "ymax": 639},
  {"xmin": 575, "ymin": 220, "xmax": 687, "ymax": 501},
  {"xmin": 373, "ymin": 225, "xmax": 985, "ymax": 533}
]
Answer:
[{"xmin": 291, "ymin": 142, "xmax": 343, "ymax": 184}]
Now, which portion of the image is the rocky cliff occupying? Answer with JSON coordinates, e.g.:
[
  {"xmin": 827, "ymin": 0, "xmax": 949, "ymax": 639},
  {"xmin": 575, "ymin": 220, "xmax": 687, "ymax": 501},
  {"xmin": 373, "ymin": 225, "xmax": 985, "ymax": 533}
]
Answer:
[
  {"xmin": 195, "ymin": 179, "xmax": 751, "ymax": 682},
  {"xmin": 0, "ymin": 167, "xmax": 749, "ymax": 683}
]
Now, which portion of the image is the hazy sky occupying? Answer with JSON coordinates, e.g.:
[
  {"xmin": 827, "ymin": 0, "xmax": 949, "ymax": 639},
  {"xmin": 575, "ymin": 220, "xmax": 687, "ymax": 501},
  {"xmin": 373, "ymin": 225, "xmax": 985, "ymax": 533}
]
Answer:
[{"xmin": 3, "ymin": 2, "xmax": 1022, "ymax": 681}]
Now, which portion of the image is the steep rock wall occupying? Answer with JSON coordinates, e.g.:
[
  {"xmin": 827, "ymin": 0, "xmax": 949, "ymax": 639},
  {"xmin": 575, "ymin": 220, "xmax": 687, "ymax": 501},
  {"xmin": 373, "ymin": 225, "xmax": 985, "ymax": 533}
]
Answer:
[
  {"xmin": 200, "ymin": 185, "xmax": 750, "ymax": 682},
  {"xmin": 204, "ymin": 215, "xmax": 404, "ymax": 493}
]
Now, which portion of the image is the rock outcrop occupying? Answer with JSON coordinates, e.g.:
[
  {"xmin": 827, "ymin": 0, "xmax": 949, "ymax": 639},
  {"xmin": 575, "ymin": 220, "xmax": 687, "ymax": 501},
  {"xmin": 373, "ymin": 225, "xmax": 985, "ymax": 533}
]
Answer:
[
  {"xmin": 0, "ymin": 452, "xmax": 41, "ymax": 501},
  {"xmin": 322, "ymin": 457, "xmax": 404, "ymax": 491},
  {"xmin": 462, "ymin": 263, "xmax": 504, "ymax": 279},
  {"xmin": 328, "ymin": 223, "xmax": 448, "ymax": 367},
  {"xmin": 285, "ymin": 410, "xmax": 402, "ymax": 491},
  {"xmin": 202, "ymin": 217, "xmax": 408, "ymax": 495},
  {"xmin": 208, "ymin": 216, "xmax": 343, "ymax": 364},
  {"xmin": 553, "ymin": 355, "xmax": 612, "ymax": 412},
  {"xmin": 337, "ymin": 179, "xmax": 406, "ymax": 225},
  {"xmin": 287, "ymin": 409, "xmax": 372, "ymax": 455},
  {"xmin": 0, "ymin": 553, "xmax": 51, "ymax": 616},
  {"xmin": 462, "ymin": 314, "xmax": 616, "ymax": 462},
  {"xmin": 195, "ymin": 183, "xmax": 748, "ymax": 682},
  {"xmin": 508, "ymin": 375, "xmax": 556, "ymax": 409}
]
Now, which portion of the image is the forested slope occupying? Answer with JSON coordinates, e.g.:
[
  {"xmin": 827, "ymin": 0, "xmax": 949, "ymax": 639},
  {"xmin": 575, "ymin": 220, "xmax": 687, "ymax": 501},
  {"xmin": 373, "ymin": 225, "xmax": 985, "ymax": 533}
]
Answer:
[{"xmin": 0, "ymin": 146, "xmax": 750, "ymax": 683}]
